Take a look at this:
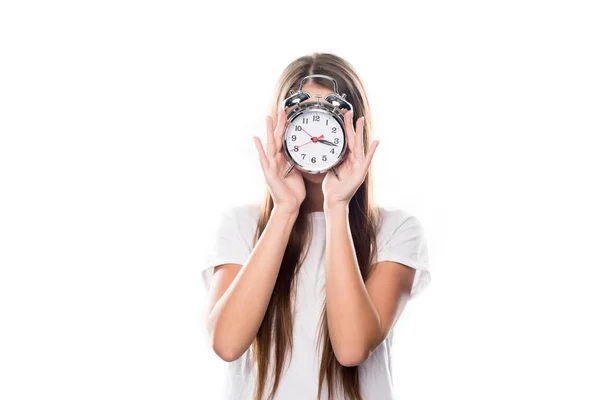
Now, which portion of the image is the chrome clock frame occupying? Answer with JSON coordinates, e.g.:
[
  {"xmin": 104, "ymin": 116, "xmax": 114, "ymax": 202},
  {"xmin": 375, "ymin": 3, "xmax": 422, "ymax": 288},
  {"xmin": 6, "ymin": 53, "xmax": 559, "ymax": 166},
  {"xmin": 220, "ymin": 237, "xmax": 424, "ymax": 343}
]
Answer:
[{"xmin": 280, "ymin": 74, "xmax": 354, "ymax": 180}]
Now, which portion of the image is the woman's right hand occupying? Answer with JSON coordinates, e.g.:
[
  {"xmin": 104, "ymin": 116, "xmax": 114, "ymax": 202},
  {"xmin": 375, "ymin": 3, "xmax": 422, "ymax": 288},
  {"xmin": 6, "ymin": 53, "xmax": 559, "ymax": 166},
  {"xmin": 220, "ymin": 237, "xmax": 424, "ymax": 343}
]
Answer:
[{"xmin": 253, "ymin": 109, "xmax": 306, "ymax": 214}]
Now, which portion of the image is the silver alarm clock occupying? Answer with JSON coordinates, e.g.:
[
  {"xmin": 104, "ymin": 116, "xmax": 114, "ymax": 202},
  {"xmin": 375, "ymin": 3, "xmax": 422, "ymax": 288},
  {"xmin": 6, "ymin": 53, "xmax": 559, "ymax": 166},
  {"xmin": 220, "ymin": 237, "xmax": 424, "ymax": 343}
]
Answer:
[{"xmin": 281, "ymin": 74, "xmax": 354, "ymax": 180}]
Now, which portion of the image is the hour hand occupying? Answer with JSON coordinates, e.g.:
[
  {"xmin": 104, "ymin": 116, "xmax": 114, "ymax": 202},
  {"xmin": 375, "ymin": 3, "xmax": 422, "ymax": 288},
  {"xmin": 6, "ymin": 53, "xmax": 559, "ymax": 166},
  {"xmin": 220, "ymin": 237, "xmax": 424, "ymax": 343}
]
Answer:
[{"xmin": 317, "ymin": 138, "xmax": 338, "ymax": 146}]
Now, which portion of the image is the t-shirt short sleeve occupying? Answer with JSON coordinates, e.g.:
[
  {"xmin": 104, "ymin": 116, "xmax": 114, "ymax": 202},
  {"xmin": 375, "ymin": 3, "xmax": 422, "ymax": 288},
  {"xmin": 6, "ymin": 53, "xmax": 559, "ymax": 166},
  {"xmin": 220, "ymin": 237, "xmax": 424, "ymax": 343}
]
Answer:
[
  {"xmin": 374, "ymin": 209, "xmax": 431, "ymax": 299},
  {"xmin": 200, "ymin": 205, "xmax": 256, "ymax": 293}
]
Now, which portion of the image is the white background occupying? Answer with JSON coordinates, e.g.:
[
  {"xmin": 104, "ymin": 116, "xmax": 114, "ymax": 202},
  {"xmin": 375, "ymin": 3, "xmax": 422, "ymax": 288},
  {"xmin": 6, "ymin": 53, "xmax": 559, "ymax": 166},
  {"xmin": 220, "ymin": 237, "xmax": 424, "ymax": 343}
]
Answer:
[{"xmin": 1, "ymin": 1, "xmax": 599, "ymax": 399}]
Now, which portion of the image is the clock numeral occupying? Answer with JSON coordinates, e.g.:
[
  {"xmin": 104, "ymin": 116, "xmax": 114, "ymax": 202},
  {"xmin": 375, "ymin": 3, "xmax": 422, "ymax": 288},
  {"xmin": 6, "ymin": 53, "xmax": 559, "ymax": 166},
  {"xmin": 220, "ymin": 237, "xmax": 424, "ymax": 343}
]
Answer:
[
  {"xmin": 313, "ymin": 115, "xmax": 320, "ymax": 122},
  {"xmin": 302, "ymin": 117, "xmax": 308, "ymax": 124},
  {"xmin": 311, "ymin": 157, "xmax": 316, "ymax": 163},
  {"xmin": 301, "ymin": 154, "xmax": 306, "ymax": 159},
  {"xmin": 295, "ymin": 125, "xmax": 302, "ymax": 131},
  {"xmin": 291, "ymin": 135, "xmax": 296, "ymax": 141},
  {"xmin": 331, "ymin": 127, "xmax": 337, "ymax": 133},
  {"xmin": 326, "ymin": 120, "xmax": 329, "ymax": 126},
  {"xmin": 330, "ymin": 148, "xmax": 335, "ymax": 154},
  {"xmin": 334, "ymin": 138, "xmax": 339, "ymax": 144},
  {"xmin": 293, "ymin": 146, "xmax": 299, "ymax": 152},
  {"xmin": 322, "ymin": 155, "xmax": 327, "ymax": 162}
]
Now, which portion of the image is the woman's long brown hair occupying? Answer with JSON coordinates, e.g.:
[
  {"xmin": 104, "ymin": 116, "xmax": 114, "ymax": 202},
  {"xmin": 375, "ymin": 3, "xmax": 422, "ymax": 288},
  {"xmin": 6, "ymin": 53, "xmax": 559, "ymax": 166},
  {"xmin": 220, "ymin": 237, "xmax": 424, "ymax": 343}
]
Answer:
[{"xmin": 250, "ymin": 52, "xmax": 383, "ymax": 400}]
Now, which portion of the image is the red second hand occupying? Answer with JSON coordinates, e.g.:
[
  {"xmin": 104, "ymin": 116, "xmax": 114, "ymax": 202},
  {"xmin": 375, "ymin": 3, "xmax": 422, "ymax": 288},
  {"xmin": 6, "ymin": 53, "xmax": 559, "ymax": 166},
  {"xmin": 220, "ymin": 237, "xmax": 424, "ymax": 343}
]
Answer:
[{"xmin": 301, "ymin": 127, "xmax": 314, "ymax": 138}]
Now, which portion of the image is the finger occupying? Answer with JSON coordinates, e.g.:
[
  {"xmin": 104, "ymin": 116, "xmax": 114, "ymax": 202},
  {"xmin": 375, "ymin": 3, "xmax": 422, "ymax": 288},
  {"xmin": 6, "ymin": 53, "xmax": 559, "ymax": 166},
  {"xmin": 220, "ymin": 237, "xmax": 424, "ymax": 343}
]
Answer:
[
  {"xmin": 356, "ymin": 116, "xmax": 365, "ymax": 158},
  {"xmin": 344, "ymin": 109, "xmax": 355, "ymax": 154},
  {"xmin": 274, "ymin": 108, "xmax": 286, "ymax": 152},
  {"xmin": 253, "ymin": 135, "xmax": 269, "ymax": 172},
  {"xmin": 266, "ymin": 115, "xmax": 276, "ymax": 158}
]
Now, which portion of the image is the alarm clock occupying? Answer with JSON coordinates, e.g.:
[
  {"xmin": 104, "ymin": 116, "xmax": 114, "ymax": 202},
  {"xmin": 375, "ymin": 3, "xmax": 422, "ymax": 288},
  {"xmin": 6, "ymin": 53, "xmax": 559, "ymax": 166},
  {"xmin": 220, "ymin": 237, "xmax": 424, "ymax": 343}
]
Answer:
[{"xmin": 280, "ymin": 74, "xmax": 354, "ymax": 180}]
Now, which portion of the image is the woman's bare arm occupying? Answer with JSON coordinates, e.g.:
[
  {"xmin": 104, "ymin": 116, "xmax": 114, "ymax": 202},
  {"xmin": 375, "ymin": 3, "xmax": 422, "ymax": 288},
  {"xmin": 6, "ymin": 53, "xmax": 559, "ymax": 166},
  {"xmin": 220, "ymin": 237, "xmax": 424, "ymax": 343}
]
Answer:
[
  {"xmin": 205, "ymin": 206, "xmax": 298, "ymax": 362},
  {"xmin": 324, "ymin": 203, "xmax": 415, "ymax": 367}
]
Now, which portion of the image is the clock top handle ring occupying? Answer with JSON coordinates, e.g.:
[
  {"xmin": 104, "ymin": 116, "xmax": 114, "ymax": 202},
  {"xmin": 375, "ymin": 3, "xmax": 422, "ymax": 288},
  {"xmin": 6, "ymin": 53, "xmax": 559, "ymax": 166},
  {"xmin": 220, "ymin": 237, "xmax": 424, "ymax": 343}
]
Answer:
[{"xmin": 298, "ymin": 74, "xmax": 339, "ymax": 93}]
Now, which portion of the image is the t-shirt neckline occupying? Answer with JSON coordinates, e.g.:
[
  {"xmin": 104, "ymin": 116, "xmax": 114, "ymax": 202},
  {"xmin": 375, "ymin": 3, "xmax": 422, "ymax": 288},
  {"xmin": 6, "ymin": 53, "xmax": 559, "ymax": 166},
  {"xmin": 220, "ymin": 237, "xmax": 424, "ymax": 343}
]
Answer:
[{"xmin": 308, "ymin": 211, "xmax": 325, "ymax": 219}]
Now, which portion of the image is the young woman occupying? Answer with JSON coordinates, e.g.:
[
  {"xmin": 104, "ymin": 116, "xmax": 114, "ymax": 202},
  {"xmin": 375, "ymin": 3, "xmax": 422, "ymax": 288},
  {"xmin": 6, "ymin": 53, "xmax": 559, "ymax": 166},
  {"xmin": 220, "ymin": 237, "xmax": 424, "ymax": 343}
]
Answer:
[{"xmin": 201, "ymin": 53, "xmax": 431, "ymax": 400}]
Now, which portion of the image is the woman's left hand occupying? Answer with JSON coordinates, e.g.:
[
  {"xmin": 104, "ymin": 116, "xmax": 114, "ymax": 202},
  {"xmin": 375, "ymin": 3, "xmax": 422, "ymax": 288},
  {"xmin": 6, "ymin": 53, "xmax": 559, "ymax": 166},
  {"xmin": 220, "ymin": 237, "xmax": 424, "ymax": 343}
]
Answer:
[{"xmin": 322, "ymin": 110, "xmax": 379, "ymax": 208}]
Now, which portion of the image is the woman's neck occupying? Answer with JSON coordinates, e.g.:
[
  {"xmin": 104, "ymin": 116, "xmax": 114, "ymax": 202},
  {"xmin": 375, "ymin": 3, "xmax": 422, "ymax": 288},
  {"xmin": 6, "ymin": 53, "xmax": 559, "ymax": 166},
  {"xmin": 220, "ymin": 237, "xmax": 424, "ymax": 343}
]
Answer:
[{"xmin": 303, "ymin": 179, "xmax": 325, "ymax": 212}]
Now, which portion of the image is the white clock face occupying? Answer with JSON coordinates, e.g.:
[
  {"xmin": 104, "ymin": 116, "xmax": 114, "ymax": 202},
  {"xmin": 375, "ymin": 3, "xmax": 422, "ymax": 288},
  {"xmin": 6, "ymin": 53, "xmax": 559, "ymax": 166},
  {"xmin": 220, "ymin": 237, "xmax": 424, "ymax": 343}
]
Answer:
[{"xmin": 284, "ymin": 109, "xmax": 345, "ymax": 172}]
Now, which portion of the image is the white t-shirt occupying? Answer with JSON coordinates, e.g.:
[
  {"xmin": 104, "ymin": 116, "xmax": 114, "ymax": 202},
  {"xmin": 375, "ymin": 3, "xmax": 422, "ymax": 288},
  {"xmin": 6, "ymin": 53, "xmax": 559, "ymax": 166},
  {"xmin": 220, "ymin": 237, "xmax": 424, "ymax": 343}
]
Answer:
[{"xmin": 200, "ymin": 202, "xmax": 431, "ymax": 400}]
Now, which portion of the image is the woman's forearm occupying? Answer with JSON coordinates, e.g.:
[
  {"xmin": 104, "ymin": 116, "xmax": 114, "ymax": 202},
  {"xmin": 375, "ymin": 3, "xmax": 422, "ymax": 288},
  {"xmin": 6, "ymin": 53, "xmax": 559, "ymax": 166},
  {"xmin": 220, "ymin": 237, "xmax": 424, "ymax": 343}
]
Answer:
[
  {"xmin": 324, "ymin": 203, "xmax": 382, "ymax": 367},
  {"xmin": 208, "ymin": 207, "xmax": 298, "ymax": 361}
]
